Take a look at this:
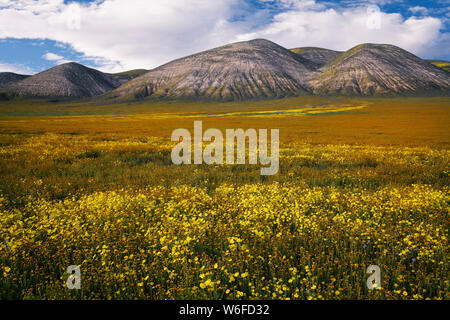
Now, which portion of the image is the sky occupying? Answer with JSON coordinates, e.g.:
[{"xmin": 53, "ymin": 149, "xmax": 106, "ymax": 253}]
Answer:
[{"xmin": 0, "ymin": 0, "xmax": 449, "ymax": 74}]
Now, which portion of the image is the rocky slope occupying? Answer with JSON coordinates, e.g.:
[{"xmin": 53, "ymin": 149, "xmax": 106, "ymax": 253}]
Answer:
[
  {"xmin": 309, "ymin": 44, "xmax": 450, "ymax": 95},
  {"xmin": 0, "ymin": 72, "xmax": 29, "ymax": 89},
  {"xmin": 2, "ymin": 41, "xmax": 449, "ymax": 100},
  {"xmin": 108, "ymin": 39, "xmax": 318, "ymax": 100},
  {"xmin": 2, "ymin": 63, "xmax": 125, "ymax": 98},
  {"xmin": 290, "ymin": 47, "xmax": 342, "ymax": 67}
]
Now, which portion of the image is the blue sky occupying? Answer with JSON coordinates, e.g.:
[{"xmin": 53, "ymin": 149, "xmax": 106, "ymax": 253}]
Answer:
[{"xmin": 0, "ymin": 0, "xmax": 449, "ymax": 74}]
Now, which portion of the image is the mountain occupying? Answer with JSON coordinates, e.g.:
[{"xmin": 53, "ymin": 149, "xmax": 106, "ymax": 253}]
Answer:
[
  {"xmin": 309, "ymin": 44, "xmax": 450, "ymax": 95},
  {"xmin": 290, "ymin": 47, "xmax": 342, "ymax": 67},
  {"xmin": 2, "ymin": 41, "xmax": 449, "ymax": 100},
  {"xmin": 108, "ymin": 39, "xmax": 318, "ymax": 101},
  {"xmin": 0, "ymin": 72, "xmax": 29, "ymax": 89},
  {"xmin": 1, "ymin": 62, "xmax": 125, "ymax": 98},
  {"xmin": 427, "ymin": 60, "xmax": 450, "ymax": 73}
]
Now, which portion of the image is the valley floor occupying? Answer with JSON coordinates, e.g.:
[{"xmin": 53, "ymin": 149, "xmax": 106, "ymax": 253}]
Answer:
[{"xmin": 0, "ymin": 96, "xmax": 448, "ymax": 299}]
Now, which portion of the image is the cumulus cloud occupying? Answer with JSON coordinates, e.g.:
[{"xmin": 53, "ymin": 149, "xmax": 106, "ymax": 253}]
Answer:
[
  {"xmin": 0, "ymin": 0, "xmax": 243, "ymax": 72},
  {"xmin": 42, "ymin": 52, "xmax": 63, "ymax": 61},
  {"xmin": 409, "ymin": 6, "xmax": 429, "ymax": 16},
  {"xmin": 0, "ymin": 62, "xmax": 33, "ymax": 74},
  {"xmin": 0, "ymin": 0, "xmax": 448, "ymax": 72},
  {"xmin": 338, "ymin": 0, "xmax": 406, "ymax": 7},
  {"xmin": 42, "ymin": 52, "xmax": 71, "ymax": 65},
  {"xmin": 236, "ymin": 1, "xmax": 444, "ymax": 58}
]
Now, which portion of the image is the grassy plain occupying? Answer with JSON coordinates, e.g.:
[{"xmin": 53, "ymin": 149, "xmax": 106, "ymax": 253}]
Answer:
[{"xmin": 0, "ymin": 96, "xmax": 448, "ymax": 299}]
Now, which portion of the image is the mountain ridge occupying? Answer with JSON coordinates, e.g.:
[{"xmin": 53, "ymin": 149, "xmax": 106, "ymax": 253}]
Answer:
[
  {"xmin": 309, "ymin": 43, "xmax": 450, "ymax": 96},
  {"xmin": 107, "ymin": 39, "xmax": 319, "ymax": 101},
  {"xmin": 2, "ymin": 63, "xmax": 128, "ymax": 98},
  {"xmin": 1, "ymin": 40, "xmax": 449, "ymax": 100}
]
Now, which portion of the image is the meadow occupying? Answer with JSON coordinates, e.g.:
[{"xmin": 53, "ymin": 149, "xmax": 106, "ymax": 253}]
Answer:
[{"xmin": 0, "ymin": 96, "xmax": 448, "ymax": 300}]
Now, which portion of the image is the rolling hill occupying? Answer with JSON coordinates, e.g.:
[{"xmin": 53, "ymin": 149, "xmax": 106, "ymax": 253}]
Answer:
[
  {"xmin": 1, "ymin": 40, "xmax": 449, "ymax": 100},
  {"xmin": 309, "ymin": 44, "xmax": 450, "ymax": 95},
  {"xmin": 0, "ymin": 72, "xmax": 29, "ymax": 89},
  {"xmin": 1, "ymin": 63, "xmax": 126, "ymax": 98},
  {"xmin": 108, "ymin": 39, "xmax": 318, "ymax": 101}
]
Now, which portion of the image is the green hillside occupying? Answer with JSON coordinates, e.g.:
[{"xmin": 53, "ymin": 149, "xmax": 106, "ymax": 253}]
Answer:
[
  {"xmin": 113, "ymin": 69, "xmax": 149, "ymax": 80},
  {"xmin": 427, "ymin": 60, "xmax": 450, "ymax": 72}
]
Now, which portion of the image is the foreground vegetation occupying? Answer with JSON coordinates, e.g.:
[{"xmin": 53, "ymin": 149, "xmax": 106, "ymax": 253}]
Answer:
[{"xmin": 0, "ymin": 97, "xmax": 448, "ymax": 299}]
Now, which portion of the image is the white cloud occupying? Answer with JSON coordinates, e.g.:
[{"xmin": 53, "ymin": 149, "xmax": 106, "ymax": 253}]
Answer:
[
  {"xmin": 409, "ymin": 6, "xmax": 429, "ymax": 16},
  {"xmin": 0, "ymin": 62, "xmax": 33, "ymax": 74},
  {"xmin": 42, "ymin": 52, "xmax": 71, "ymax": 65},
  {"xmin": 338, "ymin": 0, "xmax": 405, "ymax": 7},
  {"xmin": 42, "ymin": 52, "xmax": 63, "ymax": 61},
  {"xmin": 236, "ymin": 2, "xmax": 443, "ymax": 58},
  {"xmin": 0, "ymin": 0, "xmax": 448, "ymax": 72},
  {"xmin": 0, "ymin": 0, "xmax": 243, "ymax": 72}
]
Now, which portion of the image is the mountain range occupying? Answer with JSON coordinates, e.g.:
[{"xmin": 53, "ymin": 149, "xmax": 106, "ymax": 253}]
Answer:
[
  {"xmin": 1, "ymin": 39, "xmax": 449, "ymax": 101},
  {"xmin": 0, "ymin": 64, "xmax": 148, "ymax": 98},
  {"xmin": 109, "ymin": 39, "xmax": 318, "ymax": 101}
]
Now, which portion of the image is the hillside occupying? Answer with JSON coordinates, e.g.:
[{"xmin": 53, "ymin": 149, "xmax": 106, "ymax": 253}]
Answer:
[
  {"xmin": 309, "ymin": 44, "xmax": 450, "ymax": 95},
  {"xmin": 108, "ymin": 39, "xmax": 318, "ymax": 101},
  {"xmin": 1, "ymin": 63, "xmax": 125, "ymax": 98},
  {"xmin": 290, "ymin": 47, "xmax": 342, "ymax": 67},
  {"xmin": 1, "ymin": 41, "xmax": 449, "ymax": 100},
  {"xmin": 0, "ymin": 72, "xmax": 29, "ymax": 89},
  {"xmin": 427, "ymin": 60, "xmax": 450, "ymax": 73},
  {"xmin": 114, "ymin": 69, "xmax": 149, "ymax": 82}
]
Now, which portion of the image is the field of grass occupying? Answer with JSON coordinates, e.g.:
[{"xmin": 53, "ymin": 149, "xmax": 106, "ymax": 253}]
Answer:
[{"xmin": 0, "ymin": 96, "xmax": 448, "ymax": 300}]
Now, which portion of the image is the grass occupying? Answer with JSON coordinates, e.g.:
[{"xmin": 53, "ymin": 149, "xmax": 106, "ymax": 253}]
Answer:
[
  {"xmin": 113, "ymin": 69, "xmax": 149, "ymax": 80},
  {"xmin": 0, "ymin": 96, "xmax": 448, "ymax": 300},
  {"xmin": 427, "ymin": 60, "xmax": 450, "ymax": 73}
]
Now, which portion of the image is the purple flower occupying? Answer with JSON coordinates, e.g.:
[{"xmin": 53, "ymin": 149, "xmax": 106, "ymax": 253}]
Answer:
[
  {"xmin": 363, "ymin": 244, "xmax": 367, "ymax": 249},
  {"xmin": 412, "ymin": 258, "xmax": 417, "ymax": 263}
]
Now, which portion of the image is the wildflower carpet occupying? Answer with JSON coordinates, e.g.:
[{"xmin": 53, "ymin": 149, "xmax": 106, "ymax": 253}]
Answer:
[{"xmin": 0, "ymin": 96, "xmax": 448, "ymax": 300}]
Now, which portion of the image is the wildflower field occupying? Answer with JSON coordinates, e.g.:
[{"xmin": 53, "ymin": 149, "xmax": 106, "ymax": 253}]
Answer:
[{"xmin": 0, "ymin": 96, "xmax": 448, "ymax": 300}]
